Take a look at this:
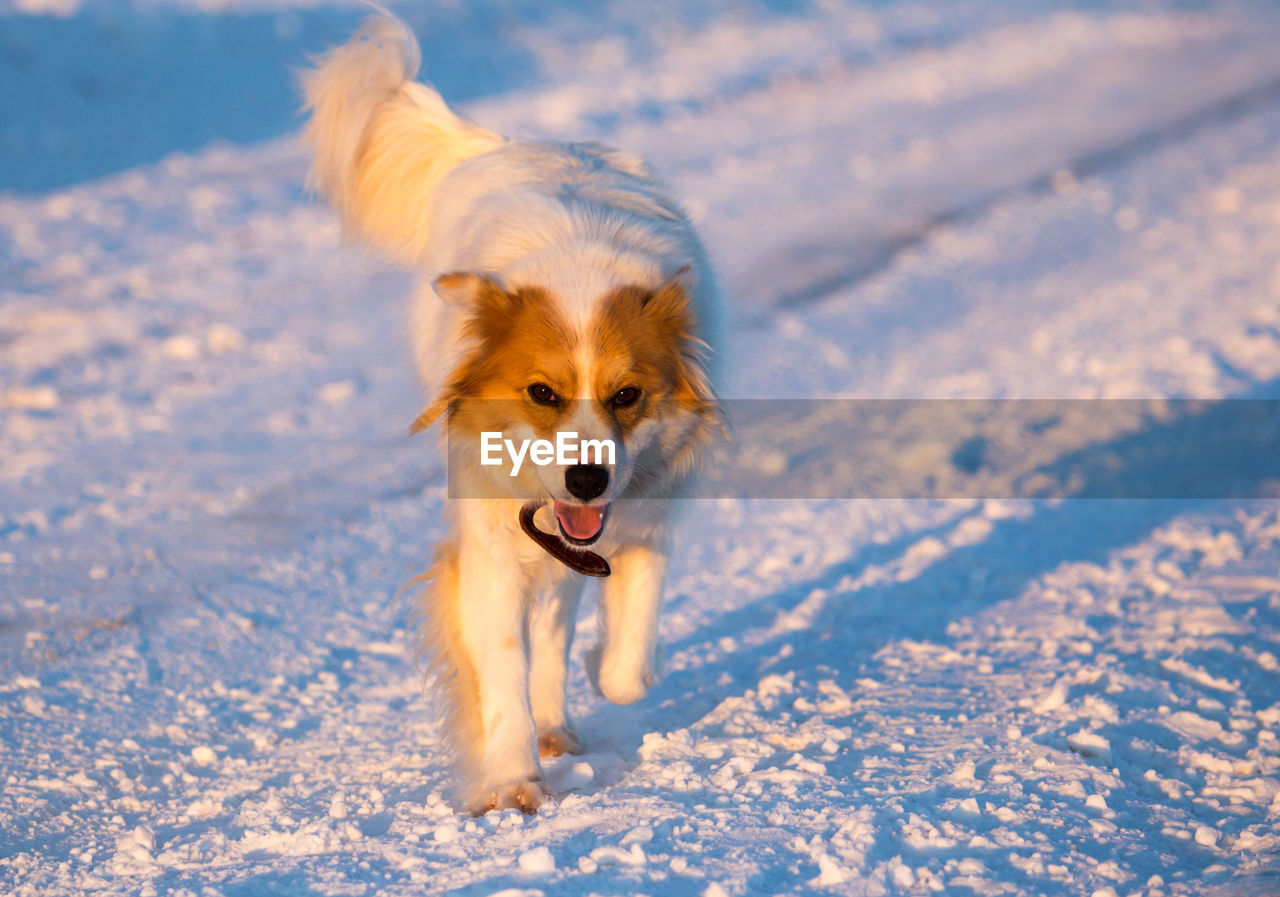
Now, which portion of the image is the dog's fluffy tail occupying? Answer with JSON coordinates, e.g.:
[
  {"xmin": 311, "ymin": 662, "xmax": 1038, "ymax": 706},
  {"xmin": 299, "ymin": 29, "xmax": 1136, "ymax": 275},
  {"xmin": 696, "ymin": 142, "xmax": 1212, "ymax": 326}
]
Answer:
[{"xmin": 301, "ymin": 13, "xmax": 504, "ymax": 265}]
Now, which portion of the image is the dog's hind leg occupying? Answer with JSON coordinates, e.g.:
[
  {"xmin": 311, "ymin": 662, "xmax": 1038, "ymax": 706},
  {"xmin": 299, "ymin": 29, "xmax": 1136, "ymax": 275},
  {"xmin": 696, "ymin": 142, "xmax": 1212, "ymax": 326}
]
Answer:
[
  {"xmin": 595, "ymin": 541, "xmax": 669, "ymax": 706},
  {"xmin": 530, "ymin": 574, "xmax": 586, "ymax": 757}
]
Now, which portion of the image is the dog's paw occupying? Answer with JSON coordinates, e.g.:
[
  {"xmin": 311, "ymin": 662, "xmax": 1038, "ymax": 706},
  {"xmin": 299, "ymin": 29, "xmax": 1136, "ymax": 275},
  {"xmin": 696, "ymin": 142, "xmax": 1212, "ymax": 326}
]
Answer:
[
  {"xmin": 537, "ymin": 725, "xmax": 583, "ymax": 758},
  {"xmin": 591, "ymin": 644, "xmax": 664, "ymax": 705},
  {"xmin": 598, "ymin": 665, "xmax": 655, "ymax": 705},
  {"xmin": 471, "ymin": 778, "xmax": 549, "ymax": 816}
]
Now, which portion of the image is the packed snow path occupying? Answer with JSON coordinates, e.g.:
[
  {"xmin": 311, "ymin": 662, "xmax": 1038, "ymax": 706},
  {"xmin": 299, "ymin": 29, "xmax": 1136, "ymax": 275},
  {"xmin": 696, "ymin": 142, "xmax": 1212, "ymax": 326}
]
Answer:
[{"xmin": 3, "ymin": 2, "xmax": 1280, "ymax": 895}]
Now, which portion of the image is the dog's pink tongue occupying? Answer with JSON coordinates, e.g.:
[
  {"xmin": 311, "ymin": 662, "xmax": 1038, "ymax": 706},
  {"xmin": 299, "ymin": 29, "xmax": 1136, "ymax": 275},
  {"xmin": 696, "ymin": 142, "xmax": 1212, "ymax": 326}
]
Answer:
[{"xmin": 553, "ymin": 501, "xmax": 605, "ymax": 540}]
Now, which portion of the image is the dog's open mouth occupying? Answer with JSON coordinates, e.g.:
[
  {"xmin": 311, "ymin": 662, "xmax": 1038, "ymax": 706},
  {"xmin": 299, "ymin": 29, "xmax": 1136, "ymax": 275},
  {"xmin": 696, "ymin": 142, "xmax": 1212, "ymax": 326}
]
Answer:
[
  {"xmin": 519, "ymin": 503, "xmax": 611, "ymax": 577},
  {"xmin": 553, "ymin": 500, "xmax": 609, "ymax": 545}
]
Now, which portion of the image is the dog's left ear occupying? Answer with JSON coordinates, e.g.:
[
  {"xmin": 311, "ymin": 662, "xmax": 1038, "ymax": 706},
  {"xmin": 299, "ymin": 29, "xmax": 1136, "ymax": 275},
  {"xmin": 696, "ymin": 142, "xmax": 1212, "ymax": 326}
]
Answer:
[
  {"xmin": 643, "ymin": 266, "xmax": 718, "ymax": 417},
  {"xmin": 642, "ymin": 265, "xmax": 694, "ymax": 311}
]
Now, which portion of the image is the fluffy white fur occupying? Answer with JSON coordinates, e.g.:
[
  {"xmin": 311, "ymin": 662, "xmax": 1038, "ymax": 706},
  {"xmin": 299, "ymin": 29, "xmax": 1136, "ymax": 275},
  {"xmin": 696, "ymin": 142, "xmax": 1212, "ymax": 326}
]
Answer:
[{"xmin": 303, "ymin": 12, "xmax": 721, "ymax": 815}]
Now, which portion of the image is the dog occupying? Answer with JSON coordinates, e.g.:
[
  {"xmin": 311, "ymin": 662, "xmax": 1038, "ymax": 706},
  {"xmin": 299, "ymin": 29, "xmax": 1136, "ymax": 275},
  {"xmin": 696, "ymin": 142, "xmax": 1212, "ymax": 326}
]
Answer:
[{"xmin": 301, "ymin": 13, "xmax": 721, "ymax": 815}]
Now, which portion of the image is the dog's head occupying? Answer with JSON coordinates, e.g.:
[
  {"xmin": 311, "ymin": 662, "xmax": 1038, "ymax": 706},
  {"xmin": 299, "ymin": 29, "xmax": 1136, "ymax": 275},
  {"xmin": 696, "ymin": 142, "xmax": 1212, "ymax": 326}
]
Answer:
[{"xmin": 411, "ymin": 268, "xmax": 718, "ymax": 546}]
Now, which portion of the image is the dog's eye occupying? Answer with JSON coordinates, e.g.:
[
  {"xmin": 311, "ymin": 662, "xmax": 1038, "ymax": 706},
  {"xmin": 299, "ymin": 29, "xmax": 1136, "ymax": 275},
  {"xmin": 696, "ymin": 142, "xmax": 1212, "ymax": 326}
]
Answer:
[
  {"xmin": 612, "ymin": 386, "xmax": 641, "ymax": 408},
  {"xmin": 528, "ymin": 383, "xmax": 558, "ymax": 405}
]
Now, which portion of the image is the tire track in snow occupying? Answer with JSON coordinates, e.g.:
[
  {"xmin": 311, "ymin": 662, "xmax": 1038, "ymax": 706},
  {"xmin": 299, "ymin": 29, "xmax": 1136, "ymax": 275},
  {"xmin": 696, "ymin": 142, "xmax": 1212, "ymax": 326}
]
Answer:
[{"xmin": 762, "ymin": 71, "xmax": 1280, "ymax": 318}]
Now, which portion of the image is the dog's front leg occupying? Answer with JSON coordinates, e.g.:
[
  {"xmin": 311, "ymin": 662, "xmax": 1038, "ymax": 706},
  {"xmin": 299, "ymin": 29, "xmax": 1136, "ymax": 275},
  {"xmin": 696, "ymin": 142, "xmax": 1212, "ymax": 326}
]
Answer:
[
  {"xmin": 596, "ymin": 541, "xmax": 668, "ymax": 705},
  {"xmin": 455, "ymin": 533, "xmax": 545, "ymax": 815},
  {"xmin": 530, "ymin": 574, "xmax": 586, "ymax": 757}
]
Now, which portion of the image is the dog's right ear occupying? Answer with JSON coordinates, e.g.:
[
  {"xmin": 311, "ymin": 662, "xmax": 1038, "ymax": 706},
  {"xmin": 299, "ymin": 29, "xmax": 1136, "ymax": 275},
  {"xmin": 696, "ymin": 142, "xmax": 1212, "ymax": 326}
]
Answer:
[
  {"xmin": 433, "ymin": 271, "xmax": 506, "ymax": 306},
  {"xmin": 409, "ymin": 273, "xmax": 493, "ymax": 435},
  {"xmin": 408, "ymin": 393, "xmax": 451, "ymax": 436},
  {"xmin": 413, "ymin": 271, "xmax": 522, "ymax": 435}
]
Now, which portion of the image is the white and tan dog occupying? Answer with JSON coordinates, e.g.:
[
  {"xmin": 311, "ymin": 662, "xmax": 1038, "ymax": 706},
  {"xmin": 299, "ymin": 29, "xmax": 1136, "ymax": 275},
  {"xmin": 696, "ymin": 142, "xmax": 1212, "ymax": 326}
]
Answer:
[{"xmin": 302, "ymin": 14, "xmax": 720, "ymax": 814}]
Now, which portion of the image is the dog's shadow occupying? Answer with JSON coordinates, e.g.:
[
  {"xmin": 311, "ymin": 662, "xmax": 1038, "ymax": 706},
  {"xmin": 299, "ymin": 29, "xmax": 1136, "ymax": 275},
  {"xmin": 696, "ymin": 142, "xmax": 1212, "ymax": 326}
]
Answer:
[{"xmin": 572, "ymin": 379, "xmax": 1280, "ymax": 783}]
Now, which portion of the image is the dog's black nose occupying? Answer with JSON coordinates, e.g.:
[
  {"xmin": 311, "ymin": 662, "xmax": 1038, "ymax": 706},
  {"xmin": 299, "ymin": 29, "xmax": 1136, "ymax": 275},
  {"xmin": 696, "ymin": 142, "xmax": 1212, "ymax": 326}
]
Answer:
[{"xmin": 565, "ymin": 464, "xmax": 609, "ymax": 501}]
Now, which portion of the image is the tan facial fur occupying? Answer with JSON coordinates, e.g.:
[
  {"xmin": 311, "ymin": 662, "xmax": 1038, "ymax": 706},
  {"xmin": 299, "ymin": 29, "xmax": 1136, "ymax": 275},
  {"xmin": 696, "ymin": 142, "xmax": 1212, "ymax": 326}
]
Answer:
[
  {"xmin": 411, "ymin": 271, "xmax": 718, "ymax": 501},
  {"xmin": 592, "ymin": 277, "xmax": 718, "ymax": 435}
]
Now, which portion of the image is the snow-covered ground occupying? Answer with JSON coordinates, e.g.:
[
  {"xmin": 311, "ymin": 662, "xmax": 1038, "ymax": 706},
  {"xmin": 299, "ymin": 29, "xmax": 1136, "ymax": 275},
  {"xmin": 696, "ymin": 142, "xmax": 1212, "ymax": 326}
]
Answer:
[{"xmin": 4, "ymin": 1, "xmax": 1280, "ymax": 894}]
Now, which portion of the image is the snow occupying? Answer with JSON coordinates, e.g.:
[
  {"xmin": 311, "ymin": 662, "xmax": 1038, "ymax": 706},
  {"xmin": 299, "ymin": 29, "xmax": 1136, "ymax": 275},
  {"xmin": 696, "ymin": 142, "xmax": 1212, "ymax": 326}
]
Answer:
[
  {"xmin": 4, "ymin": 0, "xmax": 1280, "ymax": 895},
  {"xmin": 517, "ymin": 845, "xmax": 556, "ymax": 876}
]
